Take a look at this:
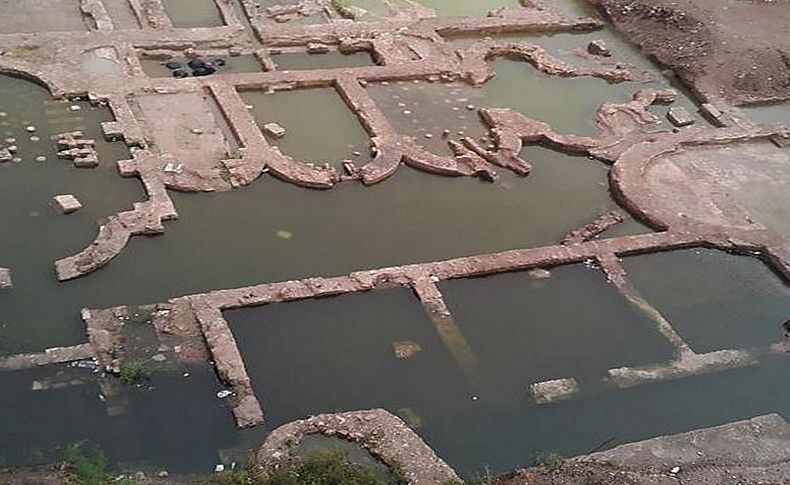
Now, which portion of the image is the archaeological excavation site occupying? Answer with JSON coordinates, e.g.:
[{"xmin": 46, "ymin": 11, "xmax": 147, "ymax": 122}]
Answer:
[{"xmin": 1, "ymin": 0, "xmax": 790, "ymax": 483}]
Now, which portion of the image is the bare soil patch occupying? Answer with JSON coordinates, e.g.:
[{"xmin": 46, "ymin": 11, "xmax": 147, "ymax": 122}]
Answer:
[{"xmin": 588, "ymin": 0, "xmax": 790, "ymax": 106}]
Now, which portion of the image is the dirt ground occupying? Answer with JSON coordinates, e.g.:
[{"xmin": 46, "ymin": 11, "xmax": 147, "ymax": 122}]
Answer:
[
  {"xmin": 490, "ymin": 460, "xmax": 790, "ymax": 485},
  {"xmin": 587, "ymin": 0, "xmax": 790, "ymax": 106}
]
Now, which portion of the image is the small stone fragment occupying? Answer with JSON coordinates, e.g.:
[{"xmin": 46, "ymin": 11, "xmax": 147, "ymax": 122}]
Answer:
[
  {"xmin": 306, "ymin": 42, "xmax": 330, "ymax": 54},
  {"xmin": 51, "ymin": 194, "xmax": 83, "ymax": 214},
  {"xmin": 0, "ymin": 267, "xmax": 12, "ymax": 289},
  {"xmin": 263, "ymin": 122, "xmax": 287, "ymax": 138},
  {"xmin": 529, "ymin": 378, "xmax": 579, "ymax": 404},
  {"xmin": 667, "ymin": 107, "xmax": 695, "ymax": 127},
  {"xmin": 587, "ymin": 40, "xmax": 611, "ymax": 57},
  {"xmin": 527, "ymin": 268, "xmax": 552, "ymax": 280},
  {"xmin": 393, "ymin": 341, "xmax": 422, "ymax": 359}
]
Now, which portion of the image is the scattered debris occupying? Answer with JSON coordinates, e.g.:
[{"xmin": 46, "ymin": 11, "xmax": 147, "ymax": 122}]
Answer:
[
  {"xmin": 392, "ymin": 341, "xmax": 422, "ymax": 359},
  {"xmin": 55, "ymin": 131, "xmax": 98, "ymax": 168}
]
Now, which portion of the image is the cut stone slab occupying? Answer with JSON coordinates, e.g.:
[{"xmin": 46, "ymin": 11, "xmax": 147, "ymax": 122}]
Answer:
[
  {"xmin": 51, "ymin": 194, "xmax": 83, "ymax": 214},
  {"xmin": 667, "ymin": 107, "xmax": 695, "ymax": 127},
  {"xmin": 263, "ymin": 122, "xmax": 287, "ymax": 138},
  {"xmin": 0, "ymin": 267, "xmax": 12, "ymax": 289},
  {"xmin": 701, "ymin": 102, "xmax": 729, "ymax": 127},
  {"xmin": 529, "ymin": 377, "xmax": 579, "ymax": 404}
]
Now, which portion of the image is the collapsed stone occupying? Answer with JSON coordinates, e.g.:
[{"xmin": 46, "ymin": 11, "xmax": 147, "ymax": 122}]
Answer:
[{"xmin": 588, "ymin": 40, "xmax": 611, "ymax": 57}]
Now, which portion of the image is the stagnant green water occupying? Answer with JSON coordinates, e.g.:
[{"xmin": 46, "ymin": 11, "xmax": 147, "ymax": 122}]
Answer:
[{"xmin": 2, "ymin": 0, "xmax": 790, "ymax": 477}]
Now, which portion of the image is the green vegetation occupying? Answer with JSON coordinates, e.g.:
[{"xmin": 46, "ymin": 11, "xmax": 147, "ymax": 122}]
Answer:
[
  {"xmin": 215, "ymin": 449, "xmax": 405, "ymax": 485},
  {"xmin": 64, "ymin": 442, "xmax": 134, "ymax": 485},
  {"xmin": 118, "ymin": 360, "xmax": 148, "ymax": 385},
  {"xmin": 532, "ymin": 451, "xmax": 565, "ymax": 472}
]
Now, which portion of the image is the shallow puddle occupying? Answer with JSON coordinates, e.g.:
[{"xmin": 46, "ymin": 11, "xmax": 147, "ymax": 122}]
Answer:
[
  {"xmin": 743, "ymin": 102, "xmax": 790, "ymax": 124},
  {"xmin": 271, "ymin": 51, "xmax": 375, "ymax": 71},
  {"xmin": 161, "ymin": 0, "xmax": 224, "ymax": 28},
  {"xmin": 240, "ymin": 87, "xmax": 374, "ymax": 168},
  {"xmin": 443, "ymin": 28, "xmax": 707, "ymax": 135},
  {"xmin": 102, "ymin": 0, "xmax": 141, "ymax": 29},
  {"xmin": 0, "ymin": 0, "xmax": 90, "ymax": 33},
  {"xmin": 622, "ymin": 248, "xmax": 790, "ymax": 353},
  {"xmin": 414, "ymin": 0, "xmax": 522, "ymax": 17}
]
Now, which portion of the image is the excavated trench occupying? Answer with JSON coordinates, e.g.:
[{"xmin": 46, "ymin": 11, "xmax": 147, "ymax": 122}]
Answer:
[{"xmin": 1, "ymin": 0, "xmax": 790, "ymax": 479}]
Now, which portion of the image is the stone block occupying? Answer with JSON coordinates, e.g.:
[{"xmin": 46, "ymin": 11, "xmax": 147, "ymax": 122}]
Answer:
[
  {"xmin": 667, "ymin": 107, "xmax": 695, "ymax": 127},
  {"xmin": 263, "ymin": 122, "xmax": 287, "ymax": 138},
  {"xmin": 306, "ymin": 42, "xmax": 330, "ymax": 54},
  {"xmin": 0, "ymin": 267, "xmax": 12, "ymax": 289},
  {"xmin": 51, "ymin": 194, "xmax": 83, "ymax": 214},
  {"xmin": 529, "ymin": 377, "xmax": 579, "ymax": 404},
  {"xmin": 74, "ymin": 155, "xmax": 99, "ymax": 168}
]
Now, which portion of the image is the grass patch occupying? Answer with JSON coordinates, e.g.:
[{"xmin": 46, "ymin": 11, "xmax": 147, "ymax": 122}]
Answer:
[
  {"xmin": 532, "ymin": 451, "xmax": 565, "ymax": 472},
  {"xmin": 64, "ymin": 442, "xmax": 135, "ymax": 485},
  {"xmin": 118, "ymin": 360, "xmax": 148, "ymax": 385},
  {"xmin": 216, "ymin": 449, "xmax": 405, "ymax": 485}
]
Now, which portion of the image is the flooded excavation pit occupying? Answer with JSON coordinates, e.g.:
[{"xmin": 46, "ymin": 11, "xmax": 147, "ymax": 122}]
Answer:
[
  {"xmin": 270, "ymin": 50, "xmax": 376, "ymax": 71},
  {"xmin": 0, "ymin": 74, "xmax": 144, "ymax": 354},
  {"xmin": 438, "ymin": 264, "xmax": 676, "ymax": 387},
  {"xmin": 367, "ymin": 81, "xmax": 491, "ymax": 158},
  {"xmin": 149, "ymin": 150, "xmax": 617, "ymax": 294},
  {"xmin": 226, "ymin": 287, "xmax": 468, "ymax": 428},
  {"xmin": 240, "ymin": 87, "xmax": 373, "ymax": 169},
  {"xmin": 622, "ymin": 248, "xmax": 790, "ymax": 354},
  {"xmin": 414, "ymin": 0, "xmax": 524, "ymax": 17},
  {"xmin": 0, "ymin": 364, "xmax": 240, "ymax": 471},
  {"xmin": 223, "ymin": 266, "xmax": 732, "ymax": 476},
  {"xmin": 161, "ymin": 0, "xmax": 225, "ymax": 28},
  {"xmin": 0, "ymin": 0, "xmax": 90, "ymax": 33},
  {"xmin": 443, "ymin": 26, "xmax": 708, "ymax": 132}
]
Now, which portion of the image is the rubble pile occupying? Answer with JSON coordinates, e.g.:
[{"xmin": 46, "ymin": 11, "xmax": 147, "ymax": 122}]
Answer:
[{"xmin": 55, "ymin": 131, "xmax": 99, "ymax": 168}]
